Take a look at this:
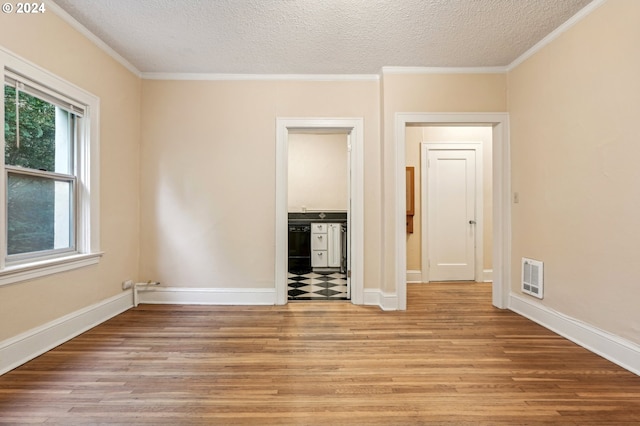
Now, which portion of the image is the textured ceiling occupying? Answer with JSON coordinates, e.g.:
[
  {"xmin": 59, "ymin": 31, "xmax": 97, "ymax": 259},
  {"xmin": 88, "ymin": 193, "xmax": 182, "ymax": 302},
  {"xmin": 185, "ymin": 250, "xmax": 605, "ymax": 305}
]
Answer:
[{"xmin": 52, "ymin": 0, "xmax": 593, "ymax": 75}]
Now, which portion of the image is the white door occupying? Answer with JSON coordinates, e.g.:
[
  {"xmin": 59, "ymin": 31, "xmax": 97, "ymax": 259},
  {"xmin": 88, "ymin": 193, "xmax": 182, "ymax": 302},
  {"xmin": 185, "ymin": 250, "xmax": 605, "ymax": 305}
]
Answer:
[{"xmin": 427, "ymin": 149, "xmax": 476, "ymax": 281}]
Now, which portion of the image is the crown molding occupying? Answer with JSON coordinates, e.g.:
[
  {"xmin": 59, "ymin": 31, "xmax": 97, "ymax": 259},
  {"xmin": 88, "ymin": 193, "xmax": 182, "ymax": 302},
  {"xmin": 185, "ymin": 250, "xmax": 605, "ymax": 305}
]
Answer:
[
  {"xmin": 46, "ymin": 0, "xmax": 142, "ymax": 77},
  {"xmin": 47, "ymin": 0, "xmax": 607, "ymax": 81},
  {"xmin": 381, "ymin": 66, "xmax": 507, "ymax": 75},
  {"xmin": 141, "ymin": 72, "xmax": 379, "ymax": 82},
  {"xmin": 507, "ymin": 0, "xmax": 608, "ymax": 71}
]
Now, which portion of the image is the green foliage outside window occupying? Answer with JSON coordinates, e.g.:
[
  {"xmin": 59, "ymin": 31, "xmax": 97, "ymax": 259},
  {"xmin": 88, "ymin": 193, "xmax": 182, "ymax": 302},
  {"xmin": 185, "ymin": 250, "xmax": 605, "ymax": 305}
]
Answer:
[
  {"xmin": 4, "ymin": 85, "xmax": 57, "ymax": 255},
  {"xmin": 5, "ymin": 86, "xmax": 56, "ymax": 171}
]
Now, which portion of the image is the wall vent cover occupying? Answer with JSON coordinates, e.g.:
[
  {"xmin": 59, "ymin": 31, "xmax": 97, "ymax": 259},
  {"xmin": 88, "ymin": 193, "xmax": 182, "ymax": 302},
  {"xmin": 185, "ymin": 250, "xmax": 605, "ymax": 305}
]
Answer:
[{"xmin": 522, "ymin": 257, "xmax": 544, "ymax": 299}]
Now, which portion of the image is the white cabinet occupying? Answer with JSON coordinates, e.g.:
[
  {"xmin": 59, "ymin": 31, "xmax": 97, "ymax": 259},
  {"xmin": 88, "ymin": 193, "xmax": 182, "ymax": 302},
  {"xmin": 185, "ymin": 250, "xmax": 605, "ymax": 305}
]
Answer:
[
  {"xmin": 327, "ymin": 223, "xmax": 341, "ymax": 268},
  {"xmin": 311, "ymin": 223, "xmax": 341, "ymax": 268},
  {"xmin": 311, "ymin": 223, "xmax": 328, "ymax": 267}
]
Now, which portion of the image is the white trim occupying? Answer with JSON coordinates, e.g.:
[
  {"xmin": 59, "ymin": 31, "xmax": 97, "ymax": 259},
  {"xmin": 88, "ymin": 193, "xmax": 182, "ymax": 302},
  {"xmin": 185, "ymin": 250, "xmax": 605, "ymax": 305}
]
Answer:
[
  {"xmin": 0, "ymin": 253, "xmax": 102, "ymax": 286},
  {"xmin": 0, "ymin": 46, "xmax": 101, "ymax": 281},
  {"xmin": 363, "ymin": 289, "xmax": 398, "ymax": 311},
  {"xmin": 420, "ymin": 142, "xmax": 483, "ymax": 283},
  {"xmin": 0, "ymin": 291, "xmax": 131, "ymax": 375},
  {"xmin": 382, "ymin": 2, "xmax": 607, "ymax": 76},
  {"xmin": 507, "ymin": 0, "xmax": 608, "ymax": 71},
  {"xmin": 275, "ymin": 118, "xmax": 365, "ymax": 306},
  {"xmin": 46, "ymin": 0, "xmax": 605, "ymax": 80},
  {"xmin": 382, "ymin": 66, "xmax": 507, "ymax": 75},
  {"xmin": 509, "ymin": 293, "xmax": 640, "ymax": 377},
  {"xmin": 395, "ymin": 113, "xmax": 511, "ymax": 310},
  {"xmin": 0, "ymin": 46, "xmax": 99, "ymax": 116},
  {"xmin": 482, "ymin": 269, "xmax": 493, "ymax": 282},
  {"xmin": 45, "ymin": 0, "xmax": 141, "ymax": 77},
  {"xmin": 142, "ymin": 72, "xmax": 379, "ymax": 82},
  {"xmin": 137, "ymin": 287, "xmax": 276, "ymax": 305},
  {"xmin": 406, "ymin": 270, "xmax": 423, "ymax": 283}
]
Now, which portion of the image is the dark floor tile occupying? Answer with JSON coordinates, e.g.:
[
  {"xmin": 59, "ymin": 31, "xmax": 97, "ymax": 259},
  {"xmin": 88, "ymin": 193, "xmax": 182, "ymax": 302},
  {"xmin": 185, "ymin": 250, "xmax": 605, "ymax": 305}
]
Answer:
[{"xmin": 288, "ymin": 270, "xmax": 348, "ymax": 301}]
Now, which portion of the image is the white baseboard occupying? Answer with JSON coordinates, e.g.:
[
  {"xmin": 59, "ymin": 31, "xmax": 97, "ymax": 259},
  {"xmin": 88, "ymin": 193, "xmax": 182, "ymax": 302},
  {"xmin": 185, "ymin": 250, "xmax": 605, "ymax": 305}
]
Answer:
[
  {"xmin": 509, "ymin": 293, "xmax": 640, "ymax": 376},
  {"xmin": 363, "ymin": 289, "xmax": 398, "ymax": 311},
  {"xmin": 140, "ymin": 286, "xmax": 397, "ymax": 310},
  {"xmin": 483, "ymin": 269, "xmax": 493, "ymax": 282},
  {"xmin": 406, "ymin": 270, "xmax": 422, "ymax": 283},
  {"xmin": 0, "ymin": 291, "xmax": 132, "ymax": 376},
  {"xmin": 137, "ymin": 286, "xmax": 276, "ymax": 305}
]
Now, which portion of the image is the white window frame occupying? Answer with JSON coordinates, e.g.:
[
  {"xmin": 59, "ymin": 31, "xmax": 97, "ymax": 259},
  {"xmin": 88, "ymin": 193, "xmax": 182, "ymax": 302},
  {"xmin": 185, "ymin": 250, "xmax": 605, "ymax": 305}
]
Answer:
[{"xmin": 0, "ymin": 47, "xmax": 101, "ymax": 286}]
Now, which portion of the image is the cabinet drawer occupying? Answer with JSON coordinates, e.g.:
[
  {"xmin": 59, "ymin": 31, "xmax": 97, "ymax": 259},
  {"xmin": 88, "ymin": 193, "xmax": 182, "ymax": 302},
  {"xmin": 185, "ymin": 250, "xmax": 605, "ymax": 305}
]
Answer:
[
  {"xmin": 311, "ymin": 233, "xmax": 328, "ymax": 250},
  {"xmin": 311, "ymin": 223, "xmax": 327, "ymax": 233},
  {"xmin": 311, "ymin": 250, "xmax": 328, "ymax": 267}
]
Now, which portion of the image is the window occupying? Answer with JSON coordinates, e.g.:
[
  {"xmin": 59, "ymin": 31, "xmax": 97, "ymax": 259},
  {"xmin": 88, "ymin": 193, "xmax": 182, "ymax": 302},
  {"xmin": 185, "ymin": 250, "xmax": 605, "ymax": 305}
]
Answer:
[
  {"xmin": 0, "ymin": 48, "xmax": 101, "ymax": 284},
  {"xmin": 5, "ymin": 75, "xmax": 77, "ymax": 259}
]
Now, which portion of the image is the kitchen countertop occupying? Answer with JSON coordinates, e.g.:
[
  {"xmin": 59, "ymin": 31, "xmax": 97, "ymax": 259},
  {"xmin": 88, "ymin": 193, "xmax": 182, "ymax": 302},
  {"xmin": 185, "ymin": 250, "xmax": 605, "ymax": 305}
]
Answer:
[{"xmin": 288, "ymin": 211, "xmax": 347, "ymax": 224}]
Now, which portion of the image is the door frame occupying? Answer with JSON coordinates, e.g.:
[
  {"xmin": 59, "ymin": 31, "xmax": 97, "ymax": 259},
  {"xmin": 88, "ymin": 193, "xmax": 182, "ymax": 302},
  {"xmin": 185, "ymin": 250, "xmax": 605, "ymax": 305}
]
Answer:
[
  {"xmin": 275, "ymin": 118, "xmax": 364, "ymax": 305},
  {"xmin": 421, "ymin": 143, "xmax": 483, "ymax": 283},
  {"xmin": 395, "ymin": 113, "xmax": 511, "ymax": 310}
]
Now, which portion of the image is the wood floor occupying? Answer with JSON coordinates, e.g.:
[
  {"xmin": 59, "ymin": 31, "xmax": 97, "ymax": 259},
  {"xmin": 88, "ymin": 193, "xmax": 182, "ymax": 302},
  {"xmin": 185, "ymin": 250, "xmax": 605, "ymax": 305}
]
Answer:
[{"xmin": 1, "ymin": 283, "xmax": 639, "ymax": 425}]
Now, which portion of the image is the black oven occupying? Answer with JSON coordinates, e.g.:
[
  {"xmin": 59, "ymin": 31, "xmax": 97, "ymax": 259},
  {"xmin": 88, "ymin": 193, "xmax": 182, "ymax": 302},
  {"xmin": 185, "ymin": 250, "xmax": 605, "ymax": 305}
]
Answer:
[{"xmin": 288, "ymin": 223, "xmax": 311, "ymax": 273}]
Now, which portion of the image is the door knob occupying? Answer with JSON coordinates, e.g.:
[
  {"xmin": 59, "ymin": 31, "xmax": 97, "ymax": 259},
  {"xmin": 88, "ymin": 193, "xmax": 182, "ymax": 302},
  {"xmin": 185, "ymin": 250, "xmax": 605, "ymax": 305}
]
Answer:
[{"xmin": 469, "ymin": 220, "xmax": 477, "ymax": 225}]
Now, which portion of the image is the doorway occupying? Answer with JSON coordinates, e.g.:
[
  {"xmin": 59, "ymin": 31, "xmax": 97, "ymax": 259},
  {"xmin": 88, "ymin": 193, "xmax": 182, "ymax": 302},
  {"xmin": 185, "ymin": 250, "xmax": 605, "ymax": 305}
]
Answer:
[
  {"xmin": 275, "ymin": 118, "xmax": 364, "ymax": 306},
  {"xmin": 395, "ymin": 113, "xmax": 511, "ymax": 310},
  {"xmin": 287, "ymin": 131, "xmax": 349, "ymax": 301}
]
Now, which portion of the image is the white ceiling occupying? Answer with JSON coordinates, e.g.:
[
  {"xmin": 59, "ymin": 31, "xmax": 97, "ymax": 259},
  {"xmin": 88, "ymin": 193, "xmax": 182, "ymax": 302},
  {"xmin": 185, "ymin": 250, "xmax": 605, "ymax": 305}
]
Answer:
[{"xmin": 51, "ymin": 0, "xmax": 593, "ymax": 75}]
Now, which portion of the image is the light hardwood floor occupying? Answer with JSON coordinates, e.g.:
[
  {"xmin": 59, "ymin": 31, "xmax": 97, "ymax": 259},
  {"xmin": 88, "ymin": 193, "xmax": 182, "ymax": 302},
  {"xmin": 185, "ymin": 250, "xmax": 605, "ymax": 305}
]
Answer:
[{"xmin": 1, "ymin": 282, "xmax": 639, "ymax": 424}]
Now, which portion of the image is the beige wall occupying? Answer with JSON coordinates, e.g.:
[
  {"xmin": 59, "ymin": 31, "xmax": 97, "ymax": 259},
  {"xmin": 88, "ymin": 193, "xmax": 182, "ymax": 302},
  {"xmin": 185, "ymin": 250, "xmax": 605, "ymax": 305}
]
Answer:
[
  {"xmin": 141, "ymin": 74, "xmax": 503, "ymax": 295},
  {"xmin": 139, "ymin": 79, "xmax": 380, "ymax": 289},
  {"xmin": 406, "ymin": 126, "xmax": 493, "ymax": 274},
  {"xmin": 382, "ymin": 73, "xmax": 507, "ymax": 292},
  {"xmin": 0, "ymin": 13, "xmax": 141, "ymax": 339},
  {"xmin": 508, "ymin": 0, "xmax": 640, "ymax": 344},
  {"xmin": 288, "ymin": 133, "xmax": 348, "ymax": 213}
]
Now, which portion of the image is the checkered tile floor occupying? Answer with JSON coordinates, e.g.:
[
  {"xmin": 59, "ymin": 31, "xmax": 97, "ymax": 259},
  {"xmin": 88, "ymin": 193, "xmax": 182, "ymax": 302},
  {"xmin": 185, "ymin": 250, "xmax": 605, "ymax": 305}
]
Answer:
[{"xmin": 288, "ymin": 271, "xmax": 349, "ymax": 301}]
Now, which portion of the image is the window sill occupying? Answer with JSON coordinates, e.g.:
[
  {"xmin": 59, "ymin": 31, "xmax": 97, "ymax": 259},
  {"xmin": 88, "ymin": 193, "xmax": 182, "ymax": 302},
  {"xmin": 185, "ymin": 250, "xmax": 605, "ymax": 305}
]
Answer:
[{"xmin": 0, "ymin": 252, "xmax": 103, "ymax": 287}]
